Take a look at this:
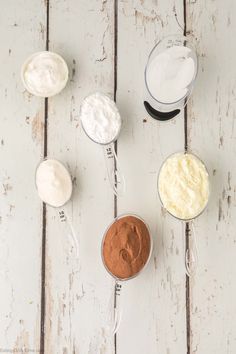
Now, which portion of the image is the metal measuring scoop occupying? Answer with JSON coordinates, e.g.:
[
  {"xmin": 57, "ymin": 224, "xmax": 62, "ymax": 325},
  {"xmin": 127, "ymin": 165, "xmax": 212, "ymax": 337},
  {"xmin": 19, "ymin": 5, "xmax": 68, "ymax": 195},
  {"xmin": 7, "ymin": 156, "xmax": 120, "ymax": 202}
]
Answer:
[
  {"xmin": 157, "ymin": 152, "xmax": 210, "ymax": 276},
  {"xmin": 35, "ymin": 158, "xmax": 79, "ymax": 258},
  {"xmin": 80, "ymin": 92, "xmax": 125, "ymax": 196},
  {"xmin": 101, "ymin": 214, "xmax": 153, "ymax": 334}
]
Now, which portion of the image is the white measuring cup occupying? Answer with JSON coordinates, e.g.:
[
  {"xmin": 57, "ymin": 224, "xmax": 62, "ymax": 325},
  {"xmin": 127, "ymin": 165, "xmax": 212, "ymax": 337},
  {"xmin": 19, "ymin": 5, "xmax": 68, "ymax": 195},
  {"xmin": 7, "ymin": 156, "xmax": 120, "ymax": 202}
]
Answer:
[
  {"xmin": 157, "ymin": 152, "xmax": 210, "ymax": 276},
  {"xmin": 80, "ymin": 93, "xmax": 125, "ymax": 196},
  {"xmin": 101, "ymin": 214, "xmax": 153, "ymax": 334},
  {"xmin": 35, "ymin": 158, "xmax": 79, "ymax": 258}
]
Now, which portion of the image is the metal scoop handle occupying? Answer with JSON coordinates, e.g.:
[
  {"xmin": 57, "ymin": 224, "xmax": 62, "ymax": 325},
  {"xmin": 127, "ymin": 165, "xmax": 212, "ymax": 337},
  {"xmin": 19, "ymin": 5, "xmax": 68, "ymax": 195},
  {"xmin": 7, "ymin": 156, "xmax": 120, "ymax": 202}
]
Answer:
[
  {"xmin": 58, "ymin": 208, "xmax": 79, "ymax": 259},
  {"xmin": 103, "ymin": 143, "xmax": 126, "ymax": 196},
  {"xmin": 184, "ymin": 221, "xmax": 198, "ymax": 276},
  {"xmin": 111, "ymin": 280, "xmax": 123, "ymax": 335}
]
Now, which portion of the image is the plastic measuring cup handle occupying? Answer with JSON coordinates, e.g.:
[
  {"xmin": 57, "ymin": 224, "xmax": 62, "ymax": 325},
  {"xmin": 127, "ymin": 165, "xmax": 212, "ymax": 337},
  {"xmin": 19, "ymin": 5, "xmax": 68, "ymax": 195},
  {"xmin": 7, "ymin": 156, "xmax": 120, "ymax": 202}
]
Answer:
[
  {"xmin": 103, "ymin": 143, "xmax": 126, "ymax": 196},
  {"xmin": 112, "ymin": 281, "xmax": 123, "ymax": 335},
  {"xmin": 58, "ymin": 208, "xmax": 79, "ymax": 259},
  {"xmin": 144, "ymin": 101, "xmax": 180, "ymax": 121},
  {"xmin": 185, "ymin": 222, "xmax": 198, "ymax": 277}
]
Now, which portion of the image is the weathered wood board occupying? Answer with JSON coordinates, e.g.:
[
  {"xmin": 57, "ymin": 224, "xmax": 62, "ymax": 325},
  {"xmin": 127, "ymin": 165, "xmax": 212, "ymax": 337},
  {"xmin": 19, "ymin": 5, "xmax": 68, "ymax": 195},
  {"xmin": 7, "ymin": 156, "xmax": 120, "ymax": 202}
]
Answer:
[
  {"xmin": 116, "ymin": 1, "xmax": 187, "ymax": 353},
  {"xmin": 1, "ymin": 1, "xmax": 236, "ymax": 353},
  {"xmin": 0, "ymin": 0, "xmax": 46, "ymax": 352},
  {"xmin": 44, "ymin": 1, "xmax": 115, "ymax": 353},
  {"xmin": 187, "ymin": 0, "xmax": 236, "ymax": 353}
]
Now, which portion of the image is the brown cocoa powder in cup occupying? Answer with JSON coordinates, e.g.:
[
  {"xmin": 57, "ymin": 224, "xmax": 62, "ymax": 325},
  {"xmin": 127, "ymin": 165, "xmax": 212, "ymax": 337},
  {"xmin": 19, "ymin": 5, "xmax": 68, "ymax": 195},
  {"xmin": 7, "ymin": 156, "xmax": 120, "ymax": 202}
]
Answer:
[{"xmin": 102, "ymin": 215, "xmax": 151, "ymax": 280}]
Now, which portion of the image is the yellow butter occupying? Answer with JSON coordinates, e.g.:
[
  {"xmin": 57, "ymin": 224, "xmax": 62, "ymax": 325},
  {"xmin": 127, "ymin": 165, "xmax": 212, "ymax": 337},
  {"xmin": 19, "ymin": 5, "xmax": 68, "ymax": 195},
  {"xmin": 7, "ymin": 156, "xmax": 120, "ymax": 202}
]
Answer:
[{"xmin": 158, "ymin": 153, "xmax": 209, "ymax": 220}]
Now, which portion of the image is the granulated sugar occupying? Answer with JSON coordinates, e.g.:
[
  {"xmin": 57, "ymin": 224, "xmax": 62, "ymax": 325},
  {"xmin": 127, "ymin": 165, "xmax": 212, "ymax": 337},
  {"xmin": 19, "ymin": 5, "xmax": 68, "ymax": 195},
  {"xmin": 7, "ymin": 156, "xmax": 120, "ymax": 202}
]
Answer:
[{"xmin": 146, "ymin": 45, "xmax": 195, "ymax": 103}]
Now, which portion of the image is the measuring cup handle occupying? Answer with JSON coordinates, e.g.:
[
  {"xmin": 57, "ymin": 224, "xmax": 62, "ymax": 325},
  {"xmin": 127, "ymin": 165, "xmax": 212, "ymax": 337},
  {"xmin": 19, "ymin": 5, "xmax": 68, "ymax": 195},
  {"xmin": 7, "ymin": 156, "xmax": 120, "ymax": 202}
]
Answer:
[
  {"xmin": 144, "ymin": 101, "xmax": 180, "ymax": 121},
  {"xmin": 184, "ymin": 221, "xmax": 198, "ymax": 276},
  {"xmin": 58, "ymin": 208, "xmax": 79, "ymax": 258},
  {"xmin": 103, "ymin": 144, "xmax": 126, "ymax": 196},
  {"xmin": 112, "ymin": 281, "xmax": 123, "ymax": 335}
]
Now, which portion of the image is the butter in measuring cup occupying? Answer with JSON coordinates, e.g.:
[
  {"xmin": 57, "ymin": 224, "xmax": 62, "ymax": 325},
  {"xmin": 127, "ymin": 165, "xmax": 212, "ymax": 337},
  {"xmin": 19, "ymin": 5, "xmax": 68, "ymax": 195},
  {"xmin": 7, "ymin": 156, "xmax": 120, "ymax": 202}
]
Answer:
[{"xmin": 158, "ymin": 152, "xmax": 210, "ymax": 220}]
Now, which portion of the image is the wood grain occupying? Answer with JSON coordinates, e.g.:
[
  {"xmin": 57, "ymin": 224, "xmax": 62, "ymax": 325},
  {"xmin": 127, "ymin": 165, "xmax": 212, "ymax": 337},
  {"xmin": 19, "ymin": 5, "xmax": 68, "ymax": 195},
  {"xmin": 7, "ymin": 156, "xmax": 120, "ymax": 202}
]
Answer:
[
  {"xmin": 116, "ymin": 1, "xmax": 187, "ymax": 353},
  {"xmin": 187, "ymin": 0, "xmax": 236, "ymax": 353},
  {"xmin": 44, "ymin": 1, "xmax": 115, "ymax": 352},
  {"xmin": 0, "ymin": 0, "xmax": 46, "ymax": 352},
  {"xmin": 2, "ymin": 1, "xmax": 236, "ymax": 353}
]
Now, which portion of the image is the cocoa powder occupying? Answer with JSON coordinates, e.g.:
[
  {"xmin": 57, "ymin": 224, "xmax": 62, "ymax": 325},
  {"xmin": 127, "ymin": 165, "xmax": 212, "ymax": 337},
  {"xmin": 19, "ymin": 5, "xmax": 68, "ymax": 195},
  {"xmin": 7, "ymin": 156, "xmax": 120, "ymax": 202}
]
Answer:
[{"xmin": 102, "ymin": 215, "xmax": 151, "ymax": 280}]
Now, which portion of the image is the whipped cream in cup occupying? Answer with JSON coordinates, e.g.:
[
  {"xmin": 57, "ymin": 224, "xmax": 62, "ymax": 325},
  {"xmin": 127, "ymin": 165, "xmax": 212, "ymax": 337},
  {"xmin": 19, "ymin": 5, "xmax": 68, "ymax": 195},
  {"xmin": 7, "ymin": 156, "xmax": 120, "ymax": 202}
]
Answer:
[
  {"xmin": 21, "ymin": 51, "xmax": 69, "ymax": 97},
  {"xmin": 35, "ymin": 158, "xmax": 72, "ymax": 208}
]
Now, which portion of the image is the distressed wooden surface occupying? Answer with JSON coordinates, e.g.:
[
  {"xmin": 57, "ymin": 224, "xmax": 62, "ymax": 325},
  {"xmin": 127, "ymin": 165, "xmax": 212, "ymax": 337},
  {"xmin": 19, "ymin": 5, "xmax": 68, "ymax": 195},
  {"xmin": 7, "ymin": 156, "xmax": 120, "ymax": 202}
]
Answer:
[
  {"xmin": 45, "ymin": 1, "xmax": 115, "ymax": 353},
  {"xmin": 187, "ymin": 0, "xmax": 236, "ymax": 353},
  {"xmin": 0, "ymin": 0, "xmax": 46, "ymax": 351},
  {"xmin": 1, "ymin": 0, "xmax": 236, "ymax": 353},
  {"xmin": 116, "ymin": 1, "xmax": 187, "ymax": 353}
]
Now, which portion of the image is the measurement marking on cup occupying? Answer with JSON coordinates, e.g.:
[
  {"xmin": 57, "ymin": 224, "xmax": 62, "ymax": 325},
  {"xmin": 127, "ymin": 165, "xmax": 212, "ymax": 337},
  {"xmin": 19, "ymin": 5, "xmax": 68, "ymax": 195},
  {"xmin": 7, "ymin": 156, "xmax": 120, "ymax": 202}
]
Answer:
[
  {"xmin": 59, "ymin": 210, "xmax": 67, "ymax": 222},
  {"xmin": 106, "ymin": 147, "xmax": 114, "ymax": 158},
  {"xmin": 115, "ymin": 283, "xmax": 122, "ymax": 296}
]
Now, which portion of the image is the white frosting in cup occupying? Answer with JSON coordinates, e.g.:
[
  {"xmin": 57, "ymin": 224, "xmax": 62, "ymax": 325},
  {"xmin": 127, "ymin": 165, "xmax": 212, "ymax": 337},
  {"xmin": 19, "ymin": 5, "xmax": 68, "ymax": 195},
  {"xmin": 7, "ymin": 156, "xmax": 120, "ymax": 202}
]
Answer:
[
  {"xmin": 35, "ymin": 159, "xmax": 72, "ymax": 207},
  {"xmin": 21, "ymin": 51, "xmax": 68, "ymax": 97}
]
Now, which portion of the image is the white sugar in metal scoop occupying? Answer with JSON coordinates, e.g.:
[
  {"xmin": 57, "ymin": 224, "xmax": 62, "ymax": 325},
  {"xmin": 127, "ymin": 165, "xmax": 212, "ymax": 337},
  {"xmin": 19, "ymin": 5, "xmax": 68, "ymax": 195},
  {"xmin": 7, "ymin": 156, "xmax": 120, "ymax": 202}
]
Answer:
[
  {"xmin": 80, "ymin": 92, "xmax": 125, "ymax": 196},
  {"xmin": 80, "ymin": 92, "xmax": 121, "ymax": 145}
]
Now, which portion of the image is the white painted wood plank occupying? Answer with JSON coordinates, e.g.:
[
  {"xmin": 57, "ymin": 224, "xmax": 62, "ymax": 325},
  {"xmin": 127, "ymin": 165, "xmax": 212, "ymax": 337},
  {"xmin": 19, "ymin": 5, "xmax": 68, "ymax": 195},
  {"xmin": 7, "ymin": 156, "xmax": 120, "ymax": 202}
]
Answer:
[
  {"xmin": 116, "ymin": 1, "xmax": 187, "ymax": 353},
  {"xmin": 0, "ymin": 0, "xmax": 46, "ymax": 351},
  {"xmin": 187, "ymin": 0, "xmax": 236, "ymax": 353},
  {"xmin": 44, "ymin": 1, "xmax": 115, "ymax": 352}
]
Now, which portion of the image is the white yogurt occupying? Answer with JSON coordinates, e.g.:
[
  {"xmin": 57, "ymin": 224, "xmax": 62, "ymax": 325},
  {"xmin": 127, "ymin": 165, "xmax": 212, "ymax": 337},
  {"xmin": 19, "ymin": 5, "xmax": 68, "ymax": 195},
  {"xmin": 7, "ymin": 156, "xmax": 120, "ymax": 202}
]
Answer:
[
  {"xmin": 21, "ymin": 51, "xmax": 68, "ymax": 97},
  {"xmin": 80, "ymin": 92, "xmax": 121, "ymax": 144},
  {"xmin": 35, "ymin": 159, "xmax": 72, "ymax": 207},
  {"xmin": 146, "ymin": 45, "xmax": 195, "ymax": 103}
]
